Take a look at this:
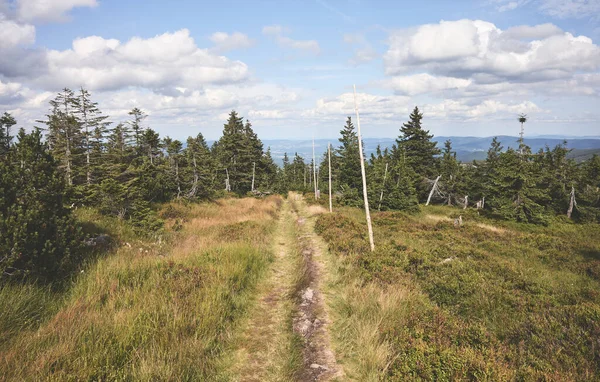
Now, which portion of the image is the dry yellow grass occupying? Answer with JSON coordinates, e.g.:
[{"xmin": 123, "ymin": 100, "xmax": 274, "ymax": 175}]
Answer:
[{"xmin": 0, "ymin": 196, "xmax": 283, "ymax": 381}]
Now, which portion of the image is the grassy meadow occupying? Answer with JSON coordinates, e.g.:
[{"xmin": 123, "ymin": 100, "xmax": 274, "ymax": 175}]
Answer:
[
  {"xmin": 0, "ymin": 196, "xmax": 282, "ymax": 380},
  {"xmin": 314, "ymin": 204, "xmax": 600, "ymax": 381}
]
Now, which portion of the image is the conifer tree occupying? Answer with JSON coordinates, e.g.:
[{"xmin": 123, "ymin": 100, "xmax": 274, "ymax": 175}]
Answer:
[
  {"xmin": 128, "ymin": 108, "xmax": 147, "ymax": 155},
  {"xmin": 184, "ymin": 133, "xmax": 213, "ymax": 199},
  {"xmin": 43, "ymin": 88, "xmax": 82, "ymax": 187},
  {"xmin": 392, "ymin": 106, "xmax": 440, "ymax": 201},
  {"xmin": 336, "ymin": 116, "xmax": 362, "ymax": 192},
  {"xmin": 0, "ymin": 112, "xmax": 16, "ymax": 155},
  {"xmin": 74, "ymin": 87, "xmax": 110, "ymax": 185}
]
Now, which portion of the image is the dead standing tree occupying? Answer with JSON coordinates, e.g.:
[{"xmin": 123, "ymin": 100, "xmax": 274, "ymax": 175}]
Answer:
[
  {"xmin": 567, "ymin": 186, "xmax": 577, "ymax": 219},
  {"xmin": 426, "ymin": 175, "xmax": 442, "ymax": 206},
  {"xmin": 353, "ymin": 84, "xmax": 375, "ymax": 252}
]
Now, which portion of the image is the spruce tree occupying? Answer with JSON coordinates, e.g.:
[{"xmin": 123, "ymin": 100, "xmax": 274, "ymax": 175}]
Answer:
[
  {"xmin": 74, "ymin": 87, "xmax": 110, "ymax": 185},
  {"xmin": 0, "ymin": 112, "xmax": 16, "ymax": 155},
  {"xmin": 43, "ymin": 88, "xmax": 82, "ymax": 187},
  {"xmin": 184, "ymin": 133, "xmax": 213, "ymax": 199},
  {"xmin": 392, "ymin": 106, "xmax": 440, "ymax": 201},
  {"xmin": 336, "ymin": 116, "xmax": 362, "ymax": 192}
]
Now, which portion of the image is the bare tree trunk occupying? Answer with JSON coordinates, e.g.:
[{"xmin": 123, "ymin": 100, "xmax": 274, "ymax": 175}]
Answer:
[
  {"xmin": 176, "ymin": 160, "xmax": 181, "ymax": 199},
  {"xmin": 378, "ymin": 162, "xmax": 388, "ymax": 211},
  {"xmin": 65, "ymin": 123, "xmax": 72, "ymax": 186},
  {"xmin": 313, "ymin": 138, "xmax": 317, "ymax": 200},
  {"xmin": 225, "ymin": 168, "xmax": 231, "ymax": 192},
  {"xmin": 251, "ymin": 162, "xmax": 256, "ymax": 192},
  {"xmin": 328, "ymin": 143, "xmax": 332, "ymax": 213},
  {"xmin": 426, "ymin": 175, "xmax": 441, "ymax": 206},
  {"xmin": 463, "ymin": 195, "xmax": 468, "ymax": 209},
  {"xmin": 353, "ymin": 84, "xmax": 375, "ymax": 252},
  {"xmin": 567, "ymin": 186, "xmax": 577, "ymax": 219}
]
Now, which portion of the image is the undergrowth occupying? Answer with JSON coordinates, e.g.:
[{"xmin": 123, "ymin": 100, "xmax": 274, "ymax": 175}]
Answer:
[{"xmin": 315, "ymin": 205, "xmax": 600, "ymax": 381}]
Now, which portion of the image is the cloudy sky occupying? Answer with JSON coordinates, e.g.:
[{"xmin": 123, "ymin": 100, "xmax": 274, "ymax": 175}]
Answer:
[{"xmin": 0, "ymin": 0, "xmax": 599, "ymax": 140}]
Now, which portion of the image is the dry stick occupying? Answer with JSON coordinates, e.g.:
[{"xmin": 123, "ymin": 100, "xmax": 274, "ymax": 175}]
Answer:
[
  {"xmin": 567, "ymin": 186, "xmax": 577, "ymax": 219},
  {"xmin": 378, "ymin": 162, "xmax": 388, "ymax": 211},
  {"xmin": 426, "ymin": 175, "xmax": 441, "ymax": 206},
  {"xmin": 328, "ymin": 143, "xmax": 333, "ymax": 213},
  {"xmin": 353, "ymin": 84, "xmax": 375, "ymax": 252},
  {"xmin": 251, "ymin": 161, "xmax": 256, "ymax": 192},
  {"xmin": 313, "ymin": 137, "xmax": 318, "ymax": 200}
]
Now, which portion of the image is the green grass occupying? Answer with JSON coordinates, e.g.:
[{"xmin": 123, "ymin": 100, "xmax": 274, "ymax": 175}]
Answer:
[
  {"xmin": 315, "ymin": 205, "xmax": 600, "ymax": 381},
  {"xmin": 0, "ymin": 196, "xmax": 282, "ymax": 381}
]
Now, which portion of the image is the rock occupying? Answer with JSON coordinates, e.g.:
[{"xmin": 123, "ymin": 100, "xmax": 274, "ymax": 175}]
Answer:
[
  {"xmin": 85, "ymin": 234, "xmax": 112, "ymax": 249},
  {"xmin": 302, "ymin": 288, "xmax": 314, "ymax": 302},
  {"xmin": 310, "ymin": 364, "xmax": 328, "ymax": 370}
]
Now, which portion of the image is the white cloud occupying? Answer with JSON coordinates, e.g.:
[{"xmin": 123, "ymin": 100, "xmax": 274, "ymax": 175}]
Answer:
[
  {"xmin": 389, "ymin": 73, "xmax": 472, "ymax": 95},
  {"xmin": 384, "ymin": 19, "xmax": 600, "ymax": 84},
  {"xmin": 0, "ymin": 16, "xmax": 35, "ymax": 49},
  {"xmin": 16, "ymin": 0, "xmax": 97, "ymax": 22},
  {"xmin": 209, "ymin": 32, "xmax": 254, "ymax": 52},
  {"xmin": 493, "ymin": 0, "xmax": 600, "ymax": 19},
  {"xmin": 30, "ymin": 29, "xmax": 249, "ymax": 91},
  {"xmin": 262, "ymin": 24, "xmax": 320, "ymax": 54},
  {"xmin": 303, "ymin": 91, "xmax": 544, "ymax": 123},
  {"xmin": 502, "ymin": 23, "xmax": 563, "ymax": 39}
]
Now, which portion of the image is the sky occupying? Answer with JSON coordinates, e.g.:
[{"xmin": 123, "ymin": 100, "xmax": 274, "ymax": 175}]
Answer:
[{"xmin": 0, "ymin": 0, "xmax": 599, "ymax": 141}]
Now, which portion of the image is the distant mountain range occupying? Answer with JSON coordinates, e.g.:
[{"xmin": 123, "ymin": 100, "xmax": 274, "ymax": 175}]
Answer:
[{"xmin": 258, "ymin": 136, "xmax": 600, "ymax": 165}]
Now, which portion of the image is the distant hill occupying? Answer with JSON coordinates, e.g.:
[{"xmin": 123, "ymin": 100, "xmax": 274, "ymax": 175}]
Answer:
[{"xmin": 260, "ymin": 136, "xmax": 600, "ymax": 165}]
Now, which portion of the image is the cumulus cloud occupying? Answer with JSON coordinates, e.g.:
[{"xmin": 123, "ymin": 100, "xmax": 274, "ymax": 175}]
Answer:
[
  {"xmin": 209, "ymin": 32, "xmax": 254, "ymax": 52},
  {"xmin": 262, "ymin": 24, "xmax": 320, "ymax": 54},
  {"xmin": 302, "ymin": 91, "xmax": 544, "ymax": 123},
  {"xmin": 0, "ymin": 16, "xmax": 35, "ymax": 49},
  {"xmin": 389, "ymin": 73, "xmax": 472, "ymax": 95},
  {"xmin": 16, "ymin": 0, "xmax": 97, "ymax": 22},
  {"xmin": 21, "ymin": 29, "xmax": 250, "ymax": 91},
  {"xmin": 384, "ymin": 19, "xmax": 600, "ymax": 84}
]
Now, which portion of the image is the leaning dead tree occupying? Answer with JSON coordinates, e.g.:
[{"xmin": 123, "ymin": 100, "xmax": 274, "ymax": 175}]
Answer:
[
  {"xmin": 426, "ymin": 175, "xmax": 442, "ymax": 206},
  {"xmin": 567, "ymin": 186, "xmax": 577, "ymax": 219},
  {"xmin": 353, "ymin": 84, "xmax": 375, "ymax": 252}
]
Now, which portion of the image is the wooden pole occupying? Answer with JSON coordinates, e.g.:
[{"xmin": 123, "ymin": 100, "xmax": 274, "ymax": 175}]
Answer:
[
  {"xmin": 353, "ymin": 84, "xmax": 375, "ymax": 252},
  {"xmin": 251, "ymin": 162, "xmax": 256, "ymax": 192},
  {"xmin": 313, "ymin": 137, "xmax": 318, "ymax": 200},
  {"xmin": 426, "ymin": 175, "xmax": 441, "ymax": 206},
  {"xmin": 378, "ymin": 162, "xmax": 388, "ymax": 211},
  {"xmin": 328, "ymin": 143, "xmax": 332, "ymax": 213}
]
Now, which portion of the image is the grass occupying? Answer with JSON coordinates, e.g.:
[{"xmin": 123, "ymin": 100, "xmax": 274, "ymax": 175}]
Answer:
[
  {"xmin": 0, "ymin": 195, "xmax": 283, "ymax": 381},
  {"xmin": 314, "ymin": 204, "xmax": 600, "ymax": 381}
]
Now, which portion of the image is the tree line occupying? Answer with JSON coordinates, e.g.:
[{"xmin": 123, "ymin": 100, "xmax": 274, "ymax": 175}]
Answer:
[
  {"xmin": 314, "ymin": 107, "xmax": 600, "ymax": 225},
  {"xmin": 1, "ymin": 88, "xmax": 599, "ymax": 282}
]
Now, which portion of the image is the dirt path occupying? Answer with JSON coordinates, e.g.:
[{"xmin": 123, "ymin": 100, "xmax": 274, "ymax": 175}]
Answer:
[
  {"xmin": 291, "ymin": 195, "xmax": 345, "ymax": 381},
  {"xmin": 229, "ymin": 194, "xmax": 344, "ymax": 381}
]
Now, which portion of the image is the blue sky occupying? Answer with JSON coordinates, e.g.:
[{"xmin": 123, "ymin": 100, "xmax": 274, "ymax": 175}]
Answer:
[{"xmin": 0, "ymin": 0, "xmax": 599, "ymax": 141}]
